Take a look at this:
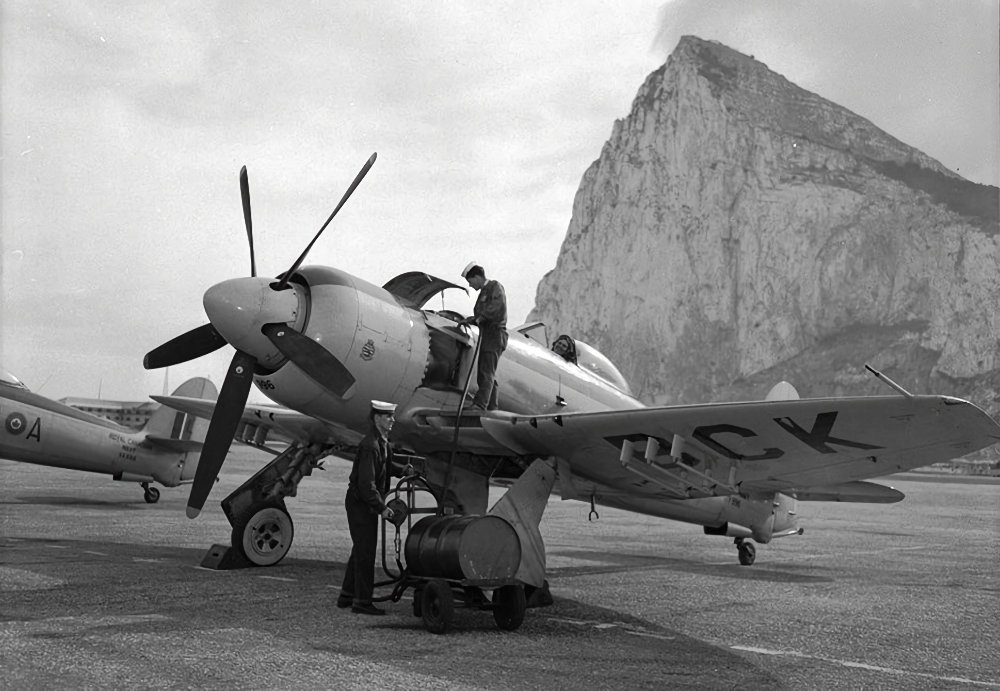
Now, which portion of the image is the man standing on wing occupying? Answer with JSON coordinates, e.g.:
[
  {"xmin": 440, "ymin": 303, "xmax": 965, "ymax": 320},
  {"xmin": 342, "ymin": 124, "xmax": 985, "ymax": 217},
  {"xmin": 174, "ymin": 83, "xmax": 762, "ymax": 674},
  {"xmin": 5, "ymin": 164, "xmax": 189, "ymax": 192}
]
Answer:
[{"xmin": 459, "ymin": 262, "xmax": 508, "ymax": 411}]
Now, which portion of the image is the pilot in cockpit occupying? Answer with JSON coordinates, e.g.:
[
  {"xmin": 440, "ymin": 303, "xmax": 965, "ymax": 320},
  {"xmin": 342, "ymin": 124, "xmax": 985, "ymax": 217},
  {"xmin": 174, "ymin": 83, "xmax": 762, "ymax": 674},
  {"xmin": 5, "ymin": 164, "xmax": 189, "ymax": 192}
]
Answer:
[{"xmin": 551, "ymin": 335, "xmax": 578, "ymax": 365}]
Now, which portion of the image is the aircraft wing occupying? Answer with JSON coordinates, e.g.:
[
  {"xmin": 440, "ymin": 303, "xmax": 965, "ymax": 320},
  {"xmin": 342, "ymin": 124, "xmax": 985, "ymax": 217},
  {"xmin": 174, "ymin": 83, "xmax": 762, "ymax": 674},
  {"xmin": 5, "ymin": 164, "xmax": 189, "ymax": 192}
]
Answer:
[
  {"xmin": 150, "ymin": 395, "xmax": 362, "ymax": 451},
  {"xmin": 481, "ymin": 395, "xmax": 1000, "ymax": 498}
]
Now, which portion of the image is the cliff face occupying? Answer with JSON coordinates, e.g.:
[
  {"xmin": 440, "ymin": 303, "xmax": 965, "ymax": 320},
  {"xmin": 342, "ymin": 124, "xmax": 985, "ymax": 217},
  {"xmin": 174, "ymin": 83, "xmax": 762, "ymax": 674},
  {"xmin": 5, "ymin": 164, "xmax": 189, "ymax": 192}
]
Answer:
[{"xmin": 529, "ymin": 37, "xmax": 1000, "ymax": 424}]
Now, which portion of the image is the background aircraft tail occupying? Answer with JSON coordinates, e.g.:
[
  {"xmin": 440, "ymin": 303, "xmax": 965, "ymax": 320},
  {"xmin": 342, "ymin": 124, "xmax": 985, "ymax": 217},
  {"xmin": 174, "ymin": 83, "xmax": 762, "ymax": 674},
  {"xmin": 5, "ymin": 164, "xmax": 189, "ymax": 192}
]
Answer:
[{"xmin": 143, "ymin": 377, "xmax": 217, "ymax": 455}]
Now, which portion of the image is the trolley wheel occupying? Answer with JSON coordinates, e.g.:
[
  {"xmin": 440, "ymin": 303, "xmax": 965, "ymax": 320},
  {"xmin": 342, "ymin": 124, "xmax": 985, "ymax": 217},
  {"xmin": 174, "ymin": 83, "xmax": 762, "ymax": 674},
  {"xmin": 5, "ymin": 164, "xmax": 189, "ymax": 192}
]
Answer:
[
  {"xmin": 491, "ymin": 584, "xmax": 527, "ymax": 631},
  {"xmin": 421, "ymin": 579, "xmax": 454, "ymax": 634},
  {"xmin": 412, "ymin": 586, "xmax": 423, "ymax": 617}
]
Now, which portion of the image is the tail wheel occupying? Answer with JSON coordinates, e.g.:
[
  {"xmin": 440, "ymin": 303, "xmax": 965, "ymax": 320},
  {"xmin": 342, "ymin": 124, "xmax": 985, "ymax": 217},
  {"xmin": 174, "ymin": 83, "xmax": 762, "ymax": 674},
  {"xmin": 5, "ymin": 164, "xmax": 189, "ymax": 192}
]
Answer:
[
  {"xmin": 737, "ymin": 540, "xmax": 756, "ymax": 566},
  {"xmin": 143, "ymin": 486, "xmax": 160, "ymax": 504},
  {"xmin": 420, "ymin": 579, "xmax": 454, "ymax": 634},
  {"xmin": 491, "ymin": 584, "xmax": 527, "ymax": 631},
  {"xmin": 232, "ymin": 503, "xmax": 294, "ymax": 567}
]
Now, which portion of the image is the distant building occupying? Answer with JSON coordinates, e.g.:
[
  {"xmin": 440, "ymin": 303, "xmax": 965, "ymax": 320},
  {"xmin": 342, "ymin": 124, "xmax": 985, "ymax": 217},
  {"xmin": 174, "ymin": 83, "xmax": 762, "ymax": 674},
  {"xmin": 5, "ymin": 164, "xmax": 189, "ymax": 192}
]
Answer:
[{"xmin": 59, "ymin": 397, "xmax": 158, "ymax": 429}]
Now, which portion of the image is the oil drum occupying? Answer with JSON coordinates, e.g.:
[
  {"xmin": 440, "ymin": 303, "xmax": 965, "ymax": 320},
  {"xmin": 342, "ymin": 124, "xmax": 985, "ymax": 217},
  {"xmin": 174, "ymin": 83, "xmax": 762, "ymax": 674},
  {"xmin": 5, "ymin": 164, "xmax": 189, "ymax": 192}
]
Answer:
[{"xmin": 404, "ymin": 514, "xmax": 521, "ymax": 581}]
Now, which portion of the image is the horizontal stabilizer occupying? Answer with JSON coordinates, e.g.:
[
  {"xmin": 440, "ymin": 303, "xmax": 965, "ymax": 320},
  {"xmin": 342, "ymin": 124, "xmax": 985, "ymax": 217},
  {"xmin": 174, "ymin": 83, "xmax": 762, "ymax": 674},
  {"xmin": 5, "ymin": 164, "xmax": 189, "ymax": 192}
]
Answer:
[
  {"xmin": 144, "ymin": 436, "xmax": 204, "ymax": 453},
  {"xmin": 794, "ymin": 480, "xmax": 904, "ymax": 503}
]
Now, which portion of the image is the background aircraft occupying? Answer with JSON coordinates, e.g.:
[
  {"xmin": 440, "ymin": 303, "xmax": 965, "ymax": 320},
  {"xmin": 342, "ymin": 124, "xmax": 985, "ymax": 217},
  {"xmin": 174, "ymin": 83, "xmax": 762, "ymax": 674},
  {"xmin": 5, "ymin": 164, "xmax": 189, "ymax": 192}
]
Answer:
[
  {"xmin": 0, "ymin": 369, "xmax": 216, "ymax": 503},
  {"xmin": 145, "ymin": 156, "xmax": 1000, "ymax": 569}
]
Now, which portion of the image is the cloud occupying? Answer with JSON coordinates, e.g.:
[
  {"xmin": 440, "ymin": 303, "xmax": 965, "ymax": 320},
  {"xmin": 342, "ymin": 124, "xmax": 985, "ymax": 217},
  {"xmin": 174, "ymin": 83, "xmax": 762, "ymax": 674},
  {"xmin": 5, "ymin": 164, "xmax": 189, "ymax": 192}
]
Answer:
[{"xmin": 2, "ymin": 0, "xmax": 995, "ymax": 401}]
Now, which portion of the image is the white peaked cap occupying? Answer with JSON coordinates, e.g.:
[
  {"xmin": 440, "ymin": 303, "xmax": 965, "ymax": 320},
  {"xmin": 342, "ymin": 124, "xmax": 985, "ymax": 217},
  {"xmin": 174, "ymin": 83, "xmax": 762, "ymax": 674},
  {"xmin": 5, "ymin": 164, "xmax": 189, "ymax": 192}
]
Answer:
[
  {"xmin": 461, "ymin": 261, "xmax": 480, "ymax": 279},
  {"xmin": 370, "ymin": 400, "xmax": 397, "ymax": 414}
]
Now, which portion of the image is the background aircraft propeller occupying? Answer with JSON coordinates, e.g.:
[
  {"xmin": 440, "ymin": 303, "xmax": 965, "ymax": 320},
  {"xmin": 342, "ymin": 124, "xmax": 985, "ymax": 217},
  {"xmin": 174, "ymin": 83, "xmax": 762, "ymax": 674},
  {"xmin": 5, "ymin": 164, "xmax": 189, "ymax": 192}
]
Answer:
[{"xmin": 143, "ymin": 153, "xmax": 377, "ymax": 518}]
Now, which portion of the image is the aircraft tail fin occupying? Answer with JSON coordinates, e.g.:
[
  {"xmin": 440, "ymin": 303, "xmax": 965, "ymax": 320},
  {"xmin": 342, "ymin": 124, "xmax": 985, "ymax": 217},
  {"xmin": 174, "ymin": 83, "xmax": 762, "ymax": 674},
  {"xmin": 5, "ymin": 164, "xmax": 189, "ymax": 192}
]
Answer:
[
  {"xmin": 765, "ymin": 381, "xmax": 800, "ymax": 401},
  {"xmin": 143, "ymin": 377, "xmax": 217, "ymax": 447}
]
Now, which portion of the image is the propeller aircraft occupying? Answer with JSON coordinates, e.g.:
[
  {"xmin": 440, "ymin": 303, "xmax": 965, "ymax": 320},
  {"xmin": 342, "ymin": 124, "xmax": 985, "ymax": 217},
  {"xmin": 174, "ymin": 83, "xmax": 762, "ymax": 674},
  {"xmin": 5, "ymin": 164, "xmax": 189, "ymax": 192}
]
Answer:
[
  {"xmin": 145, "ymin": 154, "xmax": 1000, "ymax": 572},
  {"xmin": 1, "ymin": 370, "xmax": 216, "ymax": 503}
]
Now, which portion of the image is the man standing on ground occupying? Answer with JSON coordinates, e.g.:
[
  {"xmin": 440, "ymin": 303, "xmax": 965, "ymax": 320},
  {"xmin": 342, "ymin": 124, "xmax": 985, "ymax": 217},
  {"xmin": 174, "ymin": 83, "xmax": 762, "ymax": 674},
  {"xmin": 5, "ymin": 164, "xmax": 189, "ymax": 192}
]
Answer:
[
  {"xmin": 338, "ymin": 400, "xmax": 397, "ymax": 615},
  {"xmin": 459, "ymin": 262, "xmax": 508, "ymax": 410}
]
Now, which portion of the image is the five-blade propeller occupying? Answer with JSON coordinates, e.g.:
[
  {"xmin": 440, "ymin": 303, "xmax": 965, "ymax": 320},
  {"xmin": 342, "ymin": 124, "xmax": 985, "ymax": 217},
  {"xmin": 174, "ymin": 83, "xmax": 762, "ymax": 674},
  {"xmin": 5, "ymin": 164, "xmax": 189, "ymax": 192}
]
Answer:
[
  {"xmin": 144, "ymin": 154, "xmax": 376, "ymax": 518},
  {"xmin": 240, "ymin": 166, "xmax": 256, "ymax": 278},
  {"xmin": 275, "ymin": 152, "xmax": 376, "ymax": 291},
  {"xmin": 186, "ymin": 350, "xmax": 256, "ymax": 518},
  {"xmin": 143, "ymin": 323, "xmax": 228, "ymax": 370},
  {"xmin": 261, "ymin": 323, "xmax": 356, "ymax": 397}
]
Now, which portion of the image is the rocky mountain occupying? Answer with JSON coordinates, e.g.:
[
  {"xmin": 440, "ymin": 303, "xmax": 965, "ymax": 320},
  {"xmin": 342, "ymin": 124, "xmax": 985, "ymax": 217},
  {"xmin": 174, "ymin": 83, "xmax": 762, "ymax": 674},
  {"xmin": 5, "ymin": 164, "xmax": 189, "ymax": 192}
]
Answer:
[{"xmin": 529, "ymin": 36, "xmax": 1000, "ymax": 447}]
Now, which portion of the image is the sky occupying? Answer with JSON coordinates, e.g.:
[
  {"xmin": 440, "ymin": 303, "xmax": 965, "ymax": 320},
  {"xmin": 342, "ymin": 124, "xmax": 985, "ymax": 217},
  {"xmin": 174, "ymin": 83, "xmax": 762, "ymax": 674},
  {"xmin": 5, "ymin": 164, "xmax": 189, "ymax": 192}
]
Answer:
[{"xmin": 2, "ymin": 0, "xmax": 997, "ymax": 402}]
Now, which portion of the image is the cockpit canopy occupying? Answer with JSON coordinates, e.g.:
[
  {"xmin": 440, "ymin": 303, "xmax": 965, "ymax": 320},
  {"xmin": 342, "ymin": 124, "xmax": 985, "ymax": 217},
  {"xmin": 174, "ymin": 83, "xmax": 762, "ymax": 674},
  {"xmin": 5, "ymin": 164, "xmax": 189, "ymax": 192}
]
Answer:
[
  {"xmin": 0, "ymin": 369, "xmax": 28, "ymax": 390},
  {"xmin": 573, "ymin": 339, "xmax": 633, "ymax": 395},
  {"xmin": 515, "ymin": 324, "xmax": 633, "ymax": 395}
]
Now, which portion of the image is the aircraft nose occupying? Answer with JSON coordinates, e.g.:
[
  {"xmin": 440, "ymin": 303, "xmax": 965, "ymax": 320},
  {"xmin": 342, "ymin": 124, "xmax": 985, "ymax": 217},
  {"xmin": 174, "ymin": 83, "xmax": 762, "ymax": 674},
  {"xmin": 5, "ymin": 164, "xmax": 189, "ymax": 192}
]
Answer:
[{"xmin": 203, "ymin": 277, "xmax": 304, "ymax": 368}]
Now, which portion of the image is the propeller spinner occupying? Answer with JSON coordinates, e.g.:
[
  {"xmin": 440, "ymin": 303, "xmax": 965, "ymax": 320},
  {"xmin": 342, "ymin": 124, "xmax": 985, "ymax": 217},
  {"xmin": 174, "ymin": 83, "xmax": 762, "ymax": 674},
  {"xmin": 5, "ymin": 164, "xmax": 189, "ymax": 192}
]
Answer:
[{"xmin": 145, "ymin": 153, "xmax": 376, "ymax": 517}]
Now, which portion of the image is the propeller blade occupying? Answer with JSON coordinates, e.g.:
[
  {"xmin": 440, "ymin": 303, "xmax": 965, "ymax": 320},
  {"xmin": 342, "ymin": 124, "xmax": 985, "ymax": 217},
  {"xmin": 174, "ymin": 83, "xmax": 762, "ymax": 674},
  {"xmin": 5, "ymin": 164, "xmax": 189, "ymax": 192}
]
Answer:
[
  {"xmin": 274, "ymin": 152, "xmax": 377, "ymax": 290},
  {"xmin": 262, "ymin": 323, "xmax": 356, "ymax": 397},
  {"xmin": 186, "ymin": 350, "xmax": 256, "ymax": 518},
  {"xmin": 144, "ymin": 324, "xmax": 228, "ymax": 370},
  {"xmin": 240, "ymin": 165, "xmax": 256, "ymax": 277}
]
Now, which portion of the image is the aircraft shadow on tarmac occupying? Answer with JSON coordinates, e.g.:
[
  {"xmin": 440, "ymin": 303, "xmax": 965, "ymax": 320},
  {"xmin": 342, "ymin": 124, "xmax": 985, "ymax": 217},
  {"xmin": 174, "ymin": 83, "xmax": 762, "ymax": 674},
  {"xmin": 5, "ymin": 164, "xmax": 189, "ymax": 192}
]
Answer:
[
  {"xmin": 850, "ymin": 528, "xmax": 916, "ymax": 538},
  {"xmin": 5, "ymin": 495, "xmax": 152, "ymax": 509},
  {"xmin": 548, "ymin": 548, "xmax": 834, "ymax": 584},
  {"xmin": 4, "ymin": 534, "xmax": 353, "ymax": 576}
]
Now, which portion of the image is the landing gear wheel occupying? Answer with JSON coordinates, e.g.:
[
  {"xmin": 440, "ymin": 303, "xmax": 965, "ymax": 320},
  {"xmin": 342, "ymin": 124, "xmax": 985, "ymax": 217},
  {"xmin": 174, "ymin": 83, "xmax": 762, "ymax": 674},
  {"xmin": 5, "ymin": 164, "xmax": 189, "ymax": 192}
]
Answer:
[
  {"xmin": 142, "ymin": 484, "xmax": 160, "ymax": 504},
  {"xmin": 420, "ymin": 579, "xmax": 454, "ymax": 634},
  {"xmin": 231, "ymin": 504, "xmax": 294, "ymax": 567},
  {"xmin": 737, "ymin": 539, "xmax": 756, "ymax": 566},
  {"xmin": 491, "ymin": 584, "xmax": 527, "ymax": 631}
]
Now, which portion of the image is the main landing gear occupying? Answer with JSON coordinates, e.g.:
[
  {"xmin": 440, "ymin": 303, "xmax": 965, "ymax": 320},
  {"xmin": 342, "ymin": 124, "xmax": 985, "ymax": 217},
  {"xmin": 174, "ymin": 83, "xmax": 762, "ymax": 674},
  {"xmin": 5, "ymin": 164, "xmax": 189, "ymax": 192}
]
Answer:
[
  {"xmin": 141, "ymin": 482, "xmax": 160, "ymax": 504},
  {"xmin": 736, "ymin": 537, "xmax": 756, "ymax": 566},
  {"xmin": 218, "ymin": 443, "xmax": 325, "ymax": 566},
  {"xmin": 231, "ymin": 503, "xmax": 294, "ymax": 567}
]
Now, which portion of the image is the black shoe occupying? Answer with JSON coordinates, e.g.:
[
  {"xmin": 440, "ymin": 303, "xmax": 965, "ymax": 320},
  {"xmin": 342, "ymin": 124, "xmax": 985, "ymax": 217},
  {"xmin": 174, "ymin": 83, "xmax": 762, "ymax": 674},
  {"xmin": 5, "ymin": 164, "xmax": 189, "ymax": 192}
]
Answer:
[
  {"xmin": 352, "ymin": 603, "xmax": 386, "ymax": 616},
  {"xmin": 336, "ymin": 596, "xmax": 353, "ymax": 609}
]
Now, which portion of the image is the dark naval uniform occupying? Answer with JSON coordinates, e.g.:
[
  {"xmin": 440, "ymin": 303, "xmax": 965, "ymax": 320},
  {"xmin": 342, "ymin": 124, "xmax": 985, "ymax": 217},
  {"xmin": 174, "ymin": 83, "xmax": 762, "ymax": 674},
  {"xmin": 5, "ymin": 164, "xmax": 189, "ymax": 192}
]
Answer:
[
  {"xmin": 339, "ymin": 432, "xmax": 393, "ymax": 608},
  {"xmin": 471, "ymin": 278, "xmax": 508, "ymax": 409}
]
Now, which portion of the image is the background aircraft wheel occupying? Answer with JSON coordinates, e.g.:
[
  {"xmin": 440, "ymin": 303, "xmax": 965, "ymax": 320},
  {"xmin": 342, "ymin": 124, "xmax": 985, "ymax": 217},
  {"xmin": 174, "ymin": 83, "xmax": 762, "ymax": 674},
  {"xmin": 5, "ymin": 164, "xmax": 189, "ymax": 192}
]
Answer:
[
  {"xmin": 738, "ymin": 541, "xmax": 756, "ymax": 566},
  {"xmin": 491, "ymin": 584, "xmax": 526, "ymax": 631},
  {"xmin": 420, "ymin": 579, "xmax": 454, "ymax": 634},
  {"xmin": 231, "ymin": 504, "xmax": 294, "ymax": 567},
  {"xmin": 143, "ymin": 486, "xmax": 160, "ymax": 504}
]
